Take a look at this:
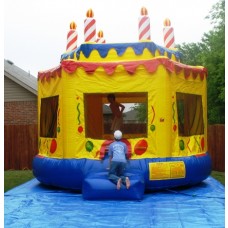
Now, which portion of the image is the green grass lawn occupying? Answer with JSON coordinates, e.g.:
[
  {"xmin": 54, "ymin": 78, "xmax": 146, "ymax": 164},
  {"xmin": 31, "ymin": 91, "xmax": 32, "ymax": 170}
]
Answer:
[
  {"xmin": 211, "ymin": 170, "xmax": 225, "ymax": 186},
  {"xmin": 4, "ymin": 170, "xmax": 224, "ymax": 193},
  {"xmin": 4, "ymin": 170, "xmax": 34, "ymax": 192}
]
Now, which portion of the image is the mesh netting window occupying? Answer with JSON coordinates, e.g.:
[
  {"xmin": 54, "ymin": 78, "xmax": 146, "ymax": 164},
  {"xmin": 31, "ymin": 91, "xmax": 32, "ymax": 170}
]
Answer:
[
  {"xmin": 40, "ymin": 95, "xmax": 59, "ymax": 138},
  {"xmin": 176, "ymin": 92, "xmax": 204, "ymax": 136},
  {"xmin": 84, "ymin": 93, "xmax": 147, "ymax": 139}
]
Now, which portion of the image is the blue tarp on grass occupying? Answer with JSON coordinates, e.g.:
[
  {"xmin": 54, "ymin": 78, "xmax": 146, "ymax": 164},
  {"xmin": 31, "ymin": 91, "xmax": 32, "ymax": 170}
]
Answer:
[{"xmin": 4, "ymin": 176, "xmax": 224, "ymax": 228}]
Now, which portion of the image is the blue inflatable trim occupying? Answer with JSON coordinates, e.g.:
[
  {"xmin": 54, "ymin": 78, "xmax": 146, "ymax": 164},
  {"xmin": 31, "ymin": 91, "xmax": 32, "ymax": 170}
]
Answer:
[
  {"xmin": 60, "ymin": 42, "xmax": 182, "ymax": 61},
  {"xmin": 33, "ymin": 152, "xmax": 211, "ymax": 199}
]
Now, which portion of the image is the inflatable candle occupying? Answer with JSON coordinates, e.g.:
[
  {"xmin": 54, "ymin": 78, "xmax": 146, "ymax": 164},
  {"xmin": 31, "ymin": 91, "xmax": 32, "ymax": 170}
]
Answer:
[
  {"xmin": 84, "ymin": 9, "xmax": 96, "ymax": 42},
  {"xmin": 138, "ymin": 7, "xmax": 151, "ymax": 41},
  {"xmin": 96, "ymin": 30, "xmax": 106, "ymax": 43},
  {"xmin": 163, "ymin": 18, "xmax": 175, "ymax": 49},
  {"xmin": 66, "ymin": 22, "xmax": 78, "ymax": 52}
]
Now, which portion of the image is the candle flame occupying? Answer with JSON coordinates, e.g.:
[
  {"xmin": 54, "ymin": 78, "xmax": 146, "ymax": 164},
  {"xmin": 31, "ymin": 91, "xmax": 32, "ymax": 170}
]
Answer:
[
  {"xmin": 164, "ymin": 18, "xmax": 171, "ymax": 27},
  {"xmin": 141, "ymin": 7, "xmax": 148, "ymax": 16},
  {"xmin": 86, "ymin": 8, "xmax": 94, "ymax": 18},
  {"xmin": 70, "ymin": 21, "xmax": 77, "ymax": 30},
  {"xmin": 98, "ymin": 30, "xmax": 103, "ymax": 38}
]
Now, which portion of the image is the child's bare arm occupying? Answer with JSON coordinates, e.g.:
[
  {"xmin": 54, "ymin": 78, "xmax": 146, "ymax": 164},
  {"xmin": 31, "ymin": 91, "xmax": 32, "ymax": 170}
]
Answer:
[{"xmin": 119, "ymin": 103, "xmax": 125, "ymax": 113}]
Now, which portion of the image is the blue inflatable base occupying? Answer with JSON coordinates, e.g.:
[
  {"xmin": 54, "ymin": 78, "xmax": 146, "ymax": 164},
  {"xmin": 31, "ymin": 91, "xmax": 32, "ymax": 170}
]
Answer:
[
  {"xmin": 4, "ymin": 176, "xmax": 224, "ymax": 227},
  {"xmin": 32, "ymin": 152, "xmax": 212, "ymax": 195}
]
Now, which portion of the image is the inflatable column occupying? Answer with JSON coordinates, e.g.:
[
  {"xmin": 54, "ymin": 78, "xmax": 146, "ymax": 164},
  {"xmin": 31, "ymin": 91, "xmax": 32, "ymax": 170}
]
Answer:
[
  {"xmin": 96, "ymin": 30, "xmax": 106, "ymax": 43},
  {"xmin": 84, "ymin": 9, "xmax": 96, "ymax": 42},
  {"xmin": 138, "ymin": 7, "xmax": 151, "ymax": 41},
  {"xmin": 66, "ymin": 22, "xmax": 78, "ymax": 52},
  {"xmin": 163, "ymin": 18, "xmax": 175, "ymax": 49}
]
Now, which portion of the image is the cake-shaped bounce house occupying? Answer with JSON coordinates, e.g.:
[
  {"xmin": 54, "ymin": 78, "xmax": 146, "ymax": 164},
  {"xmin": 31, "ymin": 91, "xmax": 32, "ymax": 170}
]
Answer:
[{"xmin": 33, "ymin": 8, "xmax": 211, "ymax": 200}]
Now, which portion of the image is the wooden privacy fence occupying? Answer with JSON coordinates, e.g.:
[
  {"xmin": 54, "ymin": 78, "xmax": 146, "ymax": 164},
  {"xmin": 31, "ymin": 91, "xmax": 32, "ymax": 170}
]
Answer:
[
  {"xmin": 4, "ymin": 124, "xmax": 38, "ymax": 170},
  {"xmin": 4, "ymin": 124, "xmax": 225, "ymax": 171},
  {"xmin": 207, "ymin": 124, "xmax": 225, "ymax": 172}
]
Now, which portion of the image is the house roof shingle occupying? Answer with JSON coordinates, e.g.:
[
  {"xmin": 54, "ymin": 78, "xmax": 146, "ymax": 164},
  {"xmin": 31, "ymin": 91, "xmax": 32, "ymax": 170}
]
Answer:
[{"xmin": 4, "ymin": 59, "xmax": 37, "ymax": 95}]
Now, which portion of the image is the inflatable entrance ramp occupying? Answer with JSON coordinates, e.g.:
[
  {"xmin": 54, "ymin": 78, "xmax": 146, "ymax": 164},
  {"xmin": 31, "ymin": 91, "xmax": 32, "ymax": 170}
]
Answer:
[{"xmin": 82, "ymin": 171, "xmax": 145, "ymax": 200}]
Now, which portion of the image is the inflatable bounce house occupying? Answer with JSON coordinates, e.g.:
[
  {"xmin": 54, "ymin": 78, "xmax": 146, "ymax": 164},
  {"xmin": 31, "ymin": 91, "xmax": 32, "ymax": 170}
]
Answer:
[{"xmin": 33, "ymin": 8, "xmax": 211, "ymax": 200}]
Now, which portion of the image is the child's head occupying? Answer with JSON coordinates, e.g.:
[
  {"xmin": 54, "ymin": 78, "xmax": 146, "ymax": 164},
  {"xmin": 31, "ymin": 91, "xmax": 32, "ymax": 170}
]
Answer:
[
  {"xmin": 107, "ymin": 94, "xmax": 115, "ymax": 102},
  {"xmin": 114, "ymin": 130, "xmax": 122, "ymax": 141}
]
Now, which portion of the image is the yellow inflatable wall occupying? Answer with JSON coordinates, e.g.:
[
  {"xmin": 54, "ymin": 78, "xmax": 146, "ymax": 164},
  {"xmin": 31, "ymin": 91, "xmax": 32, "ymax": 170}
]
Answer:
[{"xmin": 38, "ymin": 42, "xmax": 207, "ymax": 161}]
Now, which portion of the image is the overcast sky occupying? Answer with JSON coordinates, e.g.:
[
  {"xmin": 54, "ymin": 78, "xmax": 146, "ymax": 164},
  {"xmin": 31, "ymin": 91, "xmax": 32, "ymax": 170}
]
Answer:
[{"xmin": 4, "ymin": 0, "xmax": 218, "ymax": 77}]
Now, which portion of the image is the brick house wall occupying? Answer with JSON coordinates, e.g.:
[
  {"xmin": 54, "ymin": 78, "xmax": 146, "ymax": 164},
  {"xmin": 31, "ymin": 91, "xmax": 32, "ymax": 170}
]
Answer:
[{"xmin": 4, "ymin": 101, "xmax": 37, "ymax": 125}]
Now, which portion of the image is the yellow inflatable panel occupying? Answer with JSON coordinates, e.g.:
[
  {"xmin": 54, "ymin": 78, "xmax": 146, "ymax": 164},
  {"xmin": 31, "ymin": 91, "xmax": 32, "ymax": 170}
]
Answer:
[{"xmin": 149, "ymin": 161, "xmax": 186, "ymax": 180}]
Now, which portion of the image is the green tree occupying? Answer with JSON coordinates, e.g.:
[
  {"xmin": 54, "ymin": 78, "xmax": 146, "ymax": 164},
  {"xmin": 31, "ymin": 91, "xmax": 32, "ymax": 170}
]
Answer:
[
  {"xmin": 131, "ymin": 103, "xmax": 147, "ymax": 122},
  {"xmin": 203, "ymin": 0, "xmax": 225, "ymax": 124},
  {"xmin": 177, "ymin": 42, "xmax": 204, "ymax": 66},
  {"xmin": 177, "ymin": 0, "xmax": 225, "ymax": 124}
]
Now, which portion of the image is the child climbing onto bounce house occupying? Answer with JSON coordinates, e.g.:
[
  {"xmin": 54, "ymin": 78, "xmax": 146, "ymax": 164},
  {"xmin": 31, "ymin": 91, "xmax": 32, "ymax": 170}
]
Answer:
[
  {"xmin": 108, "ymin": 130, "xmax": 130, "ymax": 190},
  {"xmin": 107, "ymin": 94, "xmax": 125, "ymax": 132}
]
